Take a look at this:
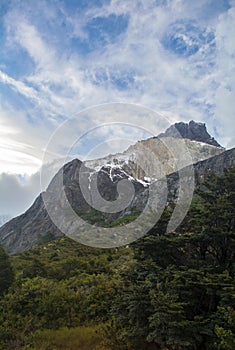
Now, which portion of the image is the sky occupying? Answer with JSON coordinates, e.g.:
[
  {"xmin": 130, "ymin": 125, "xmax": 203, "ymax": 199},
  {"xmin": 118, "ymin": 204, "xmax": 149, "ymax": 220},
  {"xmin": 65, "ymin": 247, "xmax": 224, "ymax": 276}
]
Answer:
[{"xmin": 0, "ymin": 0, "xmax": 235, "ymax": 218}]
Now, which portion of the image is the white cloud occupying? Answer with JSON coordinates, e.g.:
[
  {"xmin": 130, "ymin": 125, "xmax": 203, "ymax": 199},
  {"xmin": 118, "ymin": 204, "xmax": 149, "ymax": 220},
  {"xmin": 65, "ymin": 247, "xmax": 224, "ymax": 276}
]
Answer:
[
  {"xmin": 0, "ymin": 0, "xmax": 235, "ymax": 216},
  {"xmin": 0, "ymin": 172, "xmax": 40, "ymax": 216},
  {"xmin": 0, "ymin": 70, "xmax": 40, "ymax": 103},
  {"xmin": 11, "ymin": 21, "xmax": 54, "ymax": 69},
  {"xmin": 3, "ymin": 0, "xmax": 217, "ymax": 117},
  {"xmin": 0, "ymin": 106, "xmax": 56, "ymax": 174},
  {"xmin": 214, "ymin": 6, "xmax": 235, "ymax": 148}
]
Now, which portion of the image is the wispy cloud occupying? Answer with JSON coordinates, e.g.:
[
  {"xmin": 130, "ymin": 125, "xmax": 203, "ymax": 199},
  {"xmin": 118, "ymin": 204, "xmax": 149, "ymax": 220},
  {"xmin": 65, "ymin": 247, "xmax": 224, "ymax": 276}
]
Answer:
[
  {"xmin": 0, "ymin": 0, "xmax": 235, "ymax": 215},
  {"xmin": 214, "ymin": 5, "xmax": 235, "ymax": 148}
]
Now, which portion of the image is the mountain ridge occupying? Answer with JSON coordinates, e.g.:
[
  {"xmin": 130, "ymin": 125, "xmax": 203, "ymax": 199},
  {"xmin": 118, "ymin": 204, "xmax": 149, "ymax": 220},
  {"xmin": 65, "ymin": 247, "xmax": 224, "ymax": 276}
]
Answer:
[{"xmin": 0, "ymin": 121, "xmax": 233, "ymax": 254}]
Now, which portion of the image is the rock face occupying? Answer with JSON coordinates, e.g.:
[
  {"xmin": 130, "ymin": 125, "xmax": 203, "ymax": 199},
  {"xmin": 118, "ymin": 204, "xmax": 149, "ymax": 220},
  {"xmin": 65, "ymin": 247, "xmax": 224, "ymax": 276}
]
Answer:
[
  {"xmin": 0, "ymin": 215, "xmax": 11, "ymax": 228},
  {"xmin": 0, "ymin": 159, "xmax": 148, "ymax": 254},
  {"xmin": 167, "ymin": 147, "xmax": 235, "ymax": 199},
  {"xmin": 0, "ymin": 121, "xmax": 233, "ymax": 254},
  {"xmin": 193, "ymin": 147, "xmax": 235, "ymax": 184},
  {"xmin": 85, "ymin": 139, "xmax": 224, "ymax": 182},
  {"xmin": 85, "ymin": 121, "xmax": 224, "ymax": 180},
  {"xmin": 158, "ymin": 120, "xmax": 222, "ymax": 147}
]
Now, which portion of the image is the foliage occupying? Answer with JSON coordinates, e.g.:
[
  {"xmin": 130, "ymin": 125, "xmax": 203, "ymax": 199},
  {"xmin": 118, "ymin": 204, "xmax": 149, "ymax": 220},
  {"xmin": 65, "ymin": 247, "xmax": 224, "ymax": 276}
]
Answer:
[
  {"xmin": 37, "ymin": 232, "xmax": 56, "ymax": 245},
  {"xmin": 0, "ymin": 167, "xmax": 234, "ymax": 349},
  {"xmin": 109, "ymin": 207, "xmax": 141, "ymax": 227},
  {"xmin": 21, "ymin": 325, "xmax": 106, "ymax": 350},
  {"xmin": 111, "ymin": 167, "xmax": 235, "ymax": 349},
  {"xmin": 215, "ymin": 306, "xmax": 235, "ymax": 350},
  {"xmin": 0, "ymin": 245, "xmax": 14, "ymax": 296},
  {"xmin": 0, "ymin": 238, "xmax": 130, "ymax": 349}
]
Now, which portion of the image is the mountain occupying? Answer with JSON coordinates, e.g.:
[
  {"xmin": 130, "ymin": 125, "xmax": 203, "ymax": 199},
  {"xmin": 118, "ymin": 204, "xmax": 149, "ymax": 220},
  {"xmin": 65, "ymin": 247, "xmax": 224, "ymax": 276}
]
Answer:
[
  {"xmin": 0, "ymin": 215, "xmax": 11, "ymax": 228},
  {"xmin": 85, "ymin": 137, "xmax": 223, "ymax": 182},
  {"xmin": 158, "ymin": 120, "xmax": 221, "ymax": 147},
  {"xmin": 0, "ymin": 121, "xmax": 233, "ymax": 254}
]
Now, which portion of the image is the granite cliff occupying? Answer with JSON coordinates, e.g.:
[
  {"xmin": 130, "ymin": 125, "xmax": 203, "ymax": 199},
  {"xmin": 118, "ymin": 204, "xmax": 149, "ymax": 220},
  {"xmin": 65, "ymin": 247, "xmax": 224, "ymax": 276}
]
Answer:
[{"xmin": 0, "ymin": 121, "xmax": 233, "ymax": 254}]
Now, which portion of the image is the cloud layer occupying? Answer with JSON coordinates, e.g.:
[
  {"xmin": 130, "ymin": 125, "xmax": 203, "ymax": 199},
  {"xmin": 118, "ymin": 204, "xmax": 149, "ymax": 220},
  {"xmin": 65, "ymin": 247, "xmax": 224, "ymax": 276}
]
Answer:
[{"xmin": 0, "ymin": 0, "xmax": 235, "ymax": 216}]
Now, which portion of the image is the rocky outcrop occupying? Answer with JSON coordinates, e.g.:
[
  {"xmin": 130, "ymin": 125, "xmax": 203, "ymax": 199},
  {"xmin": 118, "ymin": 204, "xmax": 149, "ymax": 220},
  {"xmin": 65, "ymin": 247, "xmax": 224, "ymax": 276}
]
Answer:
[
  {"xmin": 158, "ymin": 120, "xmax": 222, "ymax": 147},
  {"xmin": 85, "ymin": 137, "xmax": 224, "ymax": 181},
  {"xmin": 193, "ymin": 147, "xmax": 235, "ymax": 184},
  {"xmin": 0, "ymin": 122, "xmax": 233, "ymax": 255},
  {"xmin": 167, "ymin": 147, "xmax": 235, "ymax": 199}
]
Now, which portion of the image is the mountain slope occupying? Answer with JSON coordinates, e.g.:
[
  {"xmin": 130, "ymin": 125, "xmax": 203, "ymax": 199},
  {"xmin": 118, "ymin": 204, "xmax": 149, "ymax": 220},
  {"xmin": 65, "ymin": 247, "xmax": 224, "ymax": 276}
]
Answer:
[
  {"xmin": 0, "ymin": 122, "xmax": 233, "ymax": 254},
  {"xmin": 85, "ymin": 137, "xmax": 223, "ymax": 181},
  {"xmin": 0, "ymin": 215, "xmax": 11, "ymax": 228}
]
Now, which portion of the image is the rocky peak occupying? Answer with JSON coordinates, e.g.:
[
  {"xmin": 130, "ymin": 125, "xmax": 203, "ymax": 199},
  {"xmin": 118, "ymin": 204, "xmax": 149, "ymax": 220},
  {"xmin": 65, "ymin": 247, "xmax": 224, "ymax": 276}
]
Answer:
[
  {"xmin": 158, "ymin": 120, "xmax": 222, "ymax": 147},
  {"xmin": 0, "ymin": 120, "xmax": 230, "ymax": 254}
]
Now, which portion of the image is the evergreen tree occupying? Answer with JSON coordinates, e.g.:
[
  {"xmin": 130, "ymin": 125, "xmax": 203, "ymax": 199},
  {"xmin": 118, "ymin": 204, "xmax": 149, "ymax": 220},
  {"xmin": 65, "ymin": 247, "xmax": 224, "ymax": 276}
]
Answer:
[
  {"xmin": 112, "ymin": 167, "xmax": 235, "ymax": 349},
  {"xmin": 0, "ymin": 245, "xmax": 14, "ymax": 296}
]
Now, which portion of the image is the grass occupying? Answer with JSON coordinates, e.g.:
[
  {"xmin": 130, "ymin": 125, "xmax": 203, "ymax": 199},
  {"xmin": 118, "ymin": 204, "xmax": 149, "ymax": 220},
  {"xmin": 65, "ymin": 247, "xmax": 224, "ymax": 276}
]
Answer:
[{"xmin": 22, "ymin": 325, "xmax": 109, "ymax": 350}]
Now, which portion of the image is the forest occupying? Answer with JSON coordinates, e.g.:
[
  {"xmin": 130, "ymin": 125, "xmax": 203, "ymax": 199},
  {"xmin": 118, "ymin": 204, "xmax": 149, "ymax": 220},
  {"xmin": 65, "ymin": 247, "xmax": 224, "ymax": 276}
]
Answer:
[{"xmin": 0, "ymin": 168, "xmax": 235, "ymax": 350}]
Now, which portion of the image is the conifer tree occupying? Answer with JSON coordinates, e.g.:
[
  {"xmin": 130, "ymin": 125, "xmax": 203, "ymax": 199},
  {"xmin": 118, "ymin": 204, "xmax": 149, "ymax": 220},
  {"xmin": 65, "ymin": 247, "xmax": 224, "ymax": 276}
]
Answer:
[{"xmin": 0, "ymin": 246, "xmax": 14, "ymax": 296}]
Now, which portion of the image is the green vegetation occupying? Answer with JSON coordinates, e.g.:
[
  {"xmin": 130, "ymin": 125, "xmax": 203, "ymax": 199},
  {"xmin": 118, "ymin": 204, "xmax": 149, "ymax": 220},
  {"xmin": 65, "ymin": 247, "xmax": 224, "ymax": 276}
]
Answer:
[
  {"xmin": 0, "ymin": 245, "xmax": 14, "ymax": 296},
  {"xmin": 78, "ymin": 206, "xmax": 141, "ymax": 227},
  {"xmin": 37, "ymin": 232, "xmax": 56, "ymax": 245},
  {"xmin": 22, "ymin": 326, "xmax": 105, "ymax": 350},
  {"xmin": 78, "ymin": 208, "xmax": 108, "ymax": 226},
  {"xmin": 109, "ymin": 207, "xmax": 141, "ymax": 227},
  {"xmin": 0, "ymin": 168, "xmax": 234, "ymax": 349}
]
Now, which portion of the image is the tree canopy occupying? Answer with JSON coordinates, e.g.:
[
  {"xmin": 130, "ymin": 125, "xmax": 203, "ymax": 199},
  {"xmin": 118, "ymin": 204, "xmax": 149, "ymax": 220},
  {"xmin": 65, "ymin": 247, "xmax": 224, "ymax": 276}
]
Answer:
[
  {"xmin": 0, "ymin": 167, "xmax": 234, "ymax": 349},
  {"xmin": 0, "ymin": 245, "xmax": 14, "ymax": 296}
]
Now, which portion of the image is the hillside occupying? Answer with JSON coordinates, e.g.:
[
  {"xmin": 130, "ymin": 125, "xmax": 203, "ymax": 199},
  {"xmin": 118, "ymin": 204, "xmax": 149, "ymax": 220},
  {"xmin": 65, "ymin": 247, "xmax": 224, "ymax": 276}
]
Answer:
[{"xmin": 0, "ymin": 121, "xmax": 233, "ymax": 254}]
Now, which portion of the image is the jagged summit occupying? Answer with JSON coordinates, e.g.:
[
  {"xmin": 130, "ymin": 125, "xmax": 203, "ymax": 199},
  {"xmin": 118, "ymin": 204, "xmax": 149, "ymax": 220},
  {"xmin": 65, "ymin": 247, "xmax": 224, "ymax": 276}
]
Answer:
[
  {"xmin": 0, "ymin": 120, "xmax": 231, "ymax": 254},
  {"xmin": 157, "ymin": 120, "xmax": 222, "ymax": 147}
]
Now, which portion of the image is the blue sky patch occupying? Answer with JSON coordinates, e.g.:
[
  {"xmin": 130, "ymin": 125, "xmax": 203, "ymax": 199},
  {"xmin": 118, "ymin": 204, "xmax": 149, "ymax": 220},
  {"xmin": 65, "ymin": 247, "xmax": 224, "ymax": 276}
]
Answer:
[
  {"xmin": 0, "ymin": 47, "xmax": 35, "ymax": 79},
  {"xmin": 92, "ymin": 68, "xmax": 135, "ymax": 90},
  {"xmin": 84, "ymin": 14, "xmax": 129, "ymax": 51},
  {"xmin": 162, "ymin": 20, "xmax": 215, "ymax": 57},
  {"xmin": 69, "ymin": 13, "xmax": 129, "ymax": 54},
  {"xmin": 61, "ymin": 0, "xmax": 110, "ymax": 14}
]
